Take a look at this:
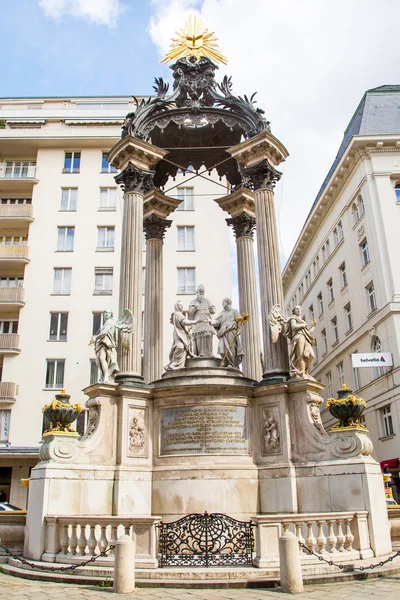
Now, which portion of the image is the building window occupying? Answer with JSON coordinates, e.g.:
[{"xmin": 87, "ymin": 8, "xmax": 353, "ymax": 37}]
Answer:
[
  {"xmin": 0, "ymin": 277, "xmax": 23, "ymax": 288},
  {"xmin": 331, "ymin": 316, "xmax": 339, "ymax": 344},
  {"xmin": 5, "ymin": 161, "xmax": 36, "ymax": 178},
  {"xmin": 177, "ymin": 226, "xmax": 195, "ymax": 251},
  {"xmin": 0, "ymin": 410, "xmax": 10, "ymax": 442},
  {"xmin": 366, "ymin": 282, "xmax": 377, "ymax": 313},
  {"xmin": 0, "ymin": 197, "xmax": 31, "ymax": 205},
  {"xmin": 358, "ymin": 194, "xmax": 365, "ymax": 216},
  {"xmin": 317, "ymin": 292, "xmax": 324, "ymax": 316},
  {"xmin": 142, "ymin": 267, "xmax": 146, "ymax": 292},
  {"xmin": 352, "ymin": 202, "xmax": 360, "ymax": 224},
  {"xmin": 339, "ymin": 262, "xmax": 347, "ymax": 288},
  {"xmin": 176, "ymin": 188, "xmax": 194, "ymax": 211},
  {"xmin": 92, "ymin": 312, "xmax": 104, "ymax": 335},
  {"xmin": 99, "ymin": 188, "xmax": 117, "ymax": 210},
  {"xmin": 0, "ymin": 321, "xmax": 18, "ymax": 333},
  {"xmin": 76, "ymin": 410, "xmax": 88, "ymax": 435},
  {"xmin": 337, "ymin": 361, "xmax": 344, "ymax": 387},
  {"xmin": 0, "ymin": 235, "xmax": 28, "ymax": 246},
  {"xmin": 344, "ymin": 303, "xmax": 353, "ymax": 332},
  {"xmin": 321, "ymin": 328, "xmax": 327, "ymax": 354},
  {"xmin": 63, "ymin": 152, "xmax": 80, "ymax": 174},
  {"xmin": 326, "ymin": 239, "xmax": 330, "ymax": 258},
  {"xmin": 45, "ymin": 359, "xmax": 65, "ymax": 389},
  {"xmin": 352, "ymin": 352, "xmax": 361, "ymax": 390},
  {"xmin": 97, "ymin": 226, "xmax": 115, "ymax": 250},
  {"xmin": 177, "ymin": 267, "xmax": 196, "ymax": 294},
  {"xmin": 322, "ymin": 244, "xmax": 326, "ymax": 262},
  {"xmin": 90, "ymin": 359, "xmax": 101, "ymax": 385},
  {"xmin": 371, "ymin": 336, "xmax": 384, "ymax": 378},
  {"xmin": 338, "ymin": 221, "xmax": 344, "ymax": 240},
  {"xmin": 360, "ymin": 238, "xmax": 370, "ymax": 267},
  {"xmin": 326, "ymin": 371, "xmax": 333, "ymax": 397},
  {"xmin": 314, "ymin": 340, "xmax": 318, "ymax": 362},
  {"xmin": 61, "ymin": 188, "xmax": 77, "ymax": 211},
  {"xmin": 381, "ymin": 405, "xmax": 394, "ymax": 437},
  {"xmin": 53, "ymin": 268, "xmax": 71, "ymax": 295},
  {"xmin": 327, "ymin": 279, "xmax": 334, "ymax": 303},
  {"xmin": 333, "ymin": 227, "xmax": 339, "ymax": 247},
  {"xmin": 57, "ymin": 226, "xmax": 75, "ymax": 252},
  {"xmin": 101, "ymin": 152, "xmax": 117, "ymax": 173},
  {"xmin": 309, "ymin": 305, "xmax": 314, "ymax": 321},
  {"xmin": 395, "ymin": 183, "xmax": 400, "ymax": 202},
  {"xmin": 94, "ymin": 268, "xmax": 113, "ymax": 295},
  {"xmin": 49, "ymin": 312, "xmax": 68, "ymax": 341}
]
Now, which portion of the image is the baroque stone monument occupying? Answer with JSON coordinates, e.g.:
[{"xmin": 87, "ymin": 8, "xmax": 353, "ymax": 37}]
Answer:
[{"xmin": 23, "ymin": 16, "xmax": 391, "ymax": 571}]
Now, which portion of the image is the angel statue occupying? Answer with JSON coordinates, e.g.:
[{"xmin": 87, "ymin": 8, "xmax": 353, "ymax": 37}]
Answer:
[
  {"xmin": 164, "ymin": 301, "xmax": 199, "ymax": 371},
  {"xmin": 269, "ymin": 304, "xmax": 316, "ymax": 379},
  {"xmin": 89, "ymin": 309, "xmax": 134, "ymax": 384}
]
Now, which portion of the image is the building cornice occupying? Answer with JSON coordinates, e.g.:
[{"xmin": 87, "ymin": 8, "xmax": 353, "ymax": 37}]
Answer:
[{"xmin": 283, "ymin": 135, "xmax": 400, "ymax": 291}]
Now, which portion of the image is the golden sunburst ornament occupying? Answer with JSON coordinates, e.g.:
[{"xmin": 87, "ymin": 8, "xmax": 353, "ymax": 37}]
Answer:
[{"xmin": 161, "ymin": 15, "xmax": 227, "ymax": 65}]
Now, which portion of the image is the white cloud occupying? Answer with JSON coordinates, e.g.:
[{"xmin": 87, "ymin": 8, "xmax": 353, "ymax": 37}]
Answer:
[
  {"xmin": 148, "ymin": 0, "xmax": 400, "ymax": 256},
  {"xmin": 39, "ymin": 0, "xmax": 122, "ymax": 27}
]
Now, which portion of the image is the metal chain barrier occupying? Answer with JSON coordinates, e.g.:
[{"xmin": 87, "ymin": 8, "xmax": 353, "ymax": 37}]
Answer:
[
  {"xmin": 299, "ymin": 541, "xmax": 400, "ymax": 572},
  {"xmin": 0, "ymin": 540, "xmax": 115, "ymax": 573}
]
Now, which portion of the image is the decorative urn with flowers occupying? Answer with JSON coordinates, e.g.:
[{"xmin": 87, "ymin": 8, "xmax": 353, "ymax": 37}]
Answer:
[
  {"xmin": 326, "ymin": 384, "xmax": 367, "ymax": 429},
  {"xmin": 42, "ymin": 389, "xmax": 82, "ymax": 435}
]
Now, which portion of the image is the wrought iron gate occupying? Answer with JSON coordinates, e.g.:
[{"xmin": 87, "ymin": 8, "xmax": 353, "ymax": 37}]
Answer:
[{"xmin": 157, "ymin": 511, "xmax": 256, "ymax": 567}]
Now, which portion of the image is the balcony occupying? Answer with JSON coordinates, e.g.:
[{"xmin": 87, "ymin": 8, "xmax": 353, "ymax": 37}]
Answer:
[
  {"xmin": 0, "ymin": 245, "xmax": 29, "ymax": 264},
  {"xmin": 0, "ymin": 204, "xmax": 34, "ymax": 226},
  {"xmin": 0, "ymin": 287, "xmax": 25, "ymax": 308},
  {"xmin": 0, "ymin": 333, "xmax": 20, "ymax": 354},
  {"xmin": 0, "ymin": 382, "xmax": 17, "ymax": 404},
  {"xmin": 0, "ymin": 163, "xmax": 38, "ymax": 192}
]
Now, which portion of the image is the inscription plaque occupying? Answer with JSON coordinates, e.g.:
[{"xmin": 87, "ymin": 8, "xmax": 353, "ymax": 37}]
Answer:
[{"xmin": 160, "ymin": 406, "xmax": 248, "ymax": 455}]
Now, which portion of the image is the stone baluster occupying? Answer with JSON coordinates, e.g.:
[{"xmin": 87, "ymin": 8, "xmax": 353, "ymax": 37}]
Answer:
[
  {"xmin": 305, "ymin": 521, "xmax": 316, "ymax": 551},
  {"xmin": 99, "ymin": 524, "xmax": 108, "ymax": 552},
  {"xmin": 110, "ymin": 523, "xmax": 119, "ymax": 555},
  {"xmin": 143, "ymin": 213, "xmax": 172, "ymax": 383},
  {"xmin": 114, "ymin": 164, "xmax": 156, "ymax": 382},
  {"xmin": 226, "ymin": 211, "xmax": 262, "ymax": 380},
  {"xmin": 326, "ymin": 520, "xmax": 337, "ymax": 553},
  {"xmin": 344, "ymin": 518, "xmax": 354, "ymax": 551},
  {"xmin": 77, "ymin": 524, "xmax": 87, "ymax": 555},
  {"xmin": 70, "ymin": 523, "xmax": 78, "ymax": 555},
  {"xmin": 242, "ymin": 160, "xmax": 289, "ymax": 381},
  {"xmin": 87, "ymin": 524, "xmax": 97, "ymax": 556},
  {"xmin": 60, "ymin": 524, "xmax": 69, "ymax": 554},
  {"xmin": 295, "ymin": 522, "xmax": 306, "ymax": 553},
  {"xmin": 336, "ymin": 520, "xmax": 345, "ymax": 552},
  {"xmin": 316, "ymin": 521, "xmax": 326, "ymax": 553}
]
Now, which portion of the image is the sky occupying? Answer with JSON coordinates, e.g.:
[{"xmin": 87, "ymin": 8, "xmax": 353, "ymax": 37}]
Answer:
[{"xmin": 2, "ymin": 0, "xmax": 400, "ymax": 258}]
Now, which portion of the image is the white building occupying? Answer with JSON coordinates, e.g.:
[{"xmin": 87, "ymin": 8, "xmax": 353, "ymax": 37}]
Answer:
[
  {"xmin": 283, "ymin": 85, "xmax": 400, "ymax": 501},
  {"xmin": 0, "ymin": 96, "xmax": 232, "ymax": 507}
]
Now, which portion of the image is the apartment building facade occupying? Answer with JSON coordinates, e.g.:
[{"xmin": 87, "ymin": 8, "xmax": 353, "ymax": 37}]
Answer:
[
  {"xmin": 0, "ymin": 96, "xmax": 232, "ymax": 507},
  {"xmin": 283, "ymin": 86, "xmax": 400, "ymax": 501}
]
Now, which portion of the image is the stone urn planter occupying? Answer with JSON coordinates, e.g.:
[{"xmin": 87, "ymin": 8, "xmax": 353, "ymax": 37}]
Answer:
[
  {"xmin": 327, "ymin": 384, "xmax": 366, "ymax": 428},
  {"xmin": 42, "ymin": 389, "xmax": 82, "ymax": 434}
]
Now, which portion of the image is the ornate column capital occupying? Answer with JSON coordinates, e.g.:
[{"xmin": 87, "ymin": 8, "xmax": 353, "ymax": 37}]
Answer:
[
  {"xmin": 143, "ymin": 213, "xmax": 172, "ymax": 241},
  {"xmin": 226, "ymin": 212, "xmax": 256, "ymax": 239},
  {"xmin": 239, "ymin": 159, "xmax": 281, "ymax": 191},
  {"xmin": 115, "ymin": 162, "xmax": 156, "ymax": 195}
]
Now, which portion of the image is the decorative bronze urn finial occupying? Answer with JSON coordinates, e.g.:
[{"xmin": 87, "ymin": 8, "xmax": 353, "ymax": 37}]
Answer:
[
  {"xmin": 42, "ymin": 389, "xmax": 82, "ymax": 435},
  {"xmin": 327, "ymin": 384, "xmax": 367, "ymax": 429}
]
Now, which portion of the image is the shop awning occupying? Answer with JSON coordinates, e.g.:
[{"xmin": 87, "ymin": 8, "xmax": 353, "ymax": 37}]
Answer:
[{"xmin": 380, "ymin": 458, "xmax": 399, "ymax": 469}]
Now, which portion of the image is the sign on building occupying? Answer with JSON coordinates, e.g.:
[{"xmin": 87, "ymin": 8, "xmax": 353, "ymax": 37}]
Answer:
[{"xmin": 351, "ymin": 353, "xmax": 393, "ymax": 368}]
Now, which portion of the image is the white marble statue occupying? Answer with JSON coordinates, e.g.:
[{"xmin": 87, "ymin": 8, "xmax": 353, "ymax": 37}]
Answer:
[
  {"xmin": 164, "ymin": 301, "xmax": 199, "ymax": 371},
  {"xmin": 188, "ymin": 284, "xmax": 216, "ymax": 357},
  {"xmin": 90, "ymin": 309, "xmax": 133, "ymax": 384},
  {"xmin": 210, "ymin": 298, "xmax": 244, "ymax": 367},
  {"xmin": 269, "ymin": 304, "xmax": 316, "ymax": 379}
]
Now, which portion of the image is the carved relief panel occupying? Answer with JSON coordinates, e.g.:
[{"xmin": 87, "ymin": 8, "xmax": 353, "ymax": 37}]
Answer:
[
  {"xmin": 260, "ymin": 404, "xmax": 282, "ymax": 456},
  {"xmin": 128, "ymin": 406, "xmax": 148, "ymax": 457}
]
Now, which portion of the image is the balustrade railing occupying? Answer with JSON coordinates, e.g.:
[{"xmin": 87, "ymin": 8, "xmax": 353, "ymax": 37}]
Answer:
[
  {"xmin": 0, "ymin": 287, "xmax": 24, "ymax": 303},
  {"xmin": 281, "ymin": 513, "xmax": 355, "ymax": 554},
  {"xmin": 0, "ymin": 382, "xmax": 17, "ymax": 400},
  {"xmin": 0, "ymin": 333, "xmax": 20, "ymax": 352},
  {"xmin": 0, "ymin": 204, "xmax": 33, "ymax": 219},
  {"xmin": 0, "ymin": 245, "xmax": 29, "ymax": 260}
]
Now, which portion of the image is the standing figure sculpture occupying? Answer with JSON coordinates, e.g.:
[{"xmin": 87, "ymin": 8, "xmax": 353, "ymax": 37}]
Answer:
[
  {"xmin": 90, "ymin": 309, "xmax": 133, "ymax": 384},
  {"xmin": 164, "ymin": 301, "xmax": 199, "ymax": 371},
  {"xmin": 188, "ymin": 284, "xmax": 216, "ymax": 357},
  {"xmin": 211, "ymin": 298, "xmax": 244, "ymax": 367},
  {"xmin": 269, "ymin": 304, "xmax": 316, "ymax": 379}
]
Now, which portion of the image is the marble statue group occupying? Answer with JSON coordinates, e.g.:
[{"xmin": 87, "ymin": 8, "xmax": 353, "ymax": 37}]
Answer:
[{"xmin": 90, "ymin": 309, "xmax": 134, "ymax": 384}]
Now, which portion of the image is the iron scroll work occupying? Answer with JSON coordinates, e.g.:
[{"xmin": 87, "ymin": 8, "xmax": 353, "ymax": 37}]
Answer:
[{"xmin": 157, "ymin": 511, "xmax": 256, "ymax": 567}]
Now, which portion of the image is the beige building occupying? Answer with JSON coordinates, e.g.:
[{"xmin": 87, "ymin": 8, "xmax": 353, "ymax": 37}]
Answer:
[
  {"xmin": 283, "ymin": 85, "xmax": 400, "ymax": 500},
  {"xmin": 0, "ymin": 96, "xmax": 232, "ymax": 507}
]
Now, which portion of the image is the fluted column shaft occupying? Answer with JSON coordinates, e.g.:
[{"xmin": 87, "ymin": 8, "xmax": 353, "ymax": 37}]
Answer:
[
  {"xmin": 237, "ymin": 236, "xmax": 262, "ymax": 380},
  {"xmin": 254, "ymin": 187, "xmax": 289, "ymax": 377},
  {"xmin": 118, "ymin": 191, "xmax": 144, "ymax": 375}
]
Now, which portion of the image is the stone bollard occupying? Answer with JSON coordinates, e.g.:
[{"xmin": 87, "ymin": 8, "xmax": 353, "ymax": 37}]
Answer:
[
  {"xmin": 113, "ymin": 534, "xmax": 135, "ymax": 594},
  {"xmin": 279, "ymin": 530, "xmax": 304, "ymax": 594}
]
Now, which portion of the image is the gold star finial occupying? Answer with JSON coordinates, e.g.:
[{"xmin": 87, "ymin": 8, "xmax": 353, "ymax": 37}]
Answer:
[{"xmin": 161, "ymin": 15, "xmax": 227, "ymax": 65}]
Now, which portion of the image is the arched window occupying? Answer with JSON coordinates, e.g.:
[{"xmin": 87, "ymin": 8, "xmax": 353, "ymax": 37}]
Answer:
[
  {"xmin": 352, "ymin": 202, "xmax": 360, "ymax": 224},
  {"xmin": 358, "ymin": 194, "xmax": 365, "ymax": 216},
  {"xmin": 395, "ymin": 183, "xmax": 400, "ymax": 203},
  {"xmin": 371, "ymin": 336, "xmax": 384, "ymax": 379}
]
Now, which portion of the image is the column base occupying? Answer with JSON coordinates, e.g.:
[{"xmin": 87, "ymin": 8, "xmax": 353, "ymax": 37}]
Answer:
[
  {"xmin": 115, "ymin": 372, "xmax": 146, "ymax": 386},
  {"xmin": 257, "ymin": 371, "xmax": 289, "ymax": 386}
]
